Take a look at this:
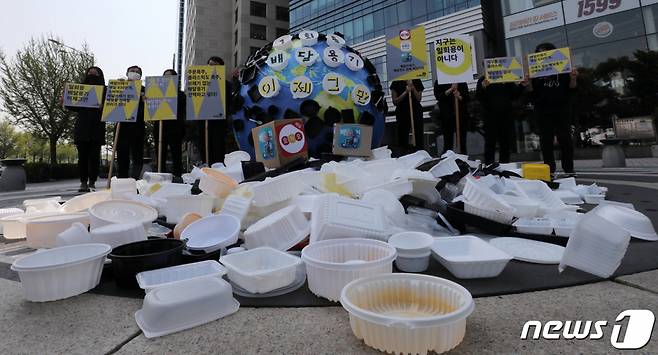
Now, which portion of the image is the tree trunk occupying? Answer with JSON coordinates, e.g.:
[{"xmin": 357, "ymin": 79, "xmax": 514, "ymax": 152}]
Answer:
[{"xmin": 49, "ymin": 136, "xmax": 58, "ymax": 166}]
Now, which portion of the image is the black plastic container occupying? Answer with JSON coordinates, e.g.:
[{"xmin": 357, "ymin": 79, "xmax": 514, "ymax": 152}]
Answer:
[{"xmin": 108, "ymin": 239, "xmax": 185, "ymax": 289}]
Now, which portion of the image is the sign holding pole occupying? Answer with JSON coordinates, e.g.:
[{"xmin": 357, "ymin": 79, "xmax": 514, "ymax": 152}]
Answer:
[
  {"xmin": 63, "ymin": 83, "xmax": 104, "ymax": 108},
  {"xmin": 433, "ymin": 34, "xmax": 477, "ymax": 153},
  {"xmin": 185, "ymin": 65, "xmax": 226, "ymax": 164},
  {"xmin": 385, "ymin": 26, "xmax": 430, "ymax": 147},
  {"xmin": 527, "ymin": 47, "xmax": 572, "ymax": 78},
  {"xmin": 106, "ymin": 123, "xmax": 121, "ymax": 188}
]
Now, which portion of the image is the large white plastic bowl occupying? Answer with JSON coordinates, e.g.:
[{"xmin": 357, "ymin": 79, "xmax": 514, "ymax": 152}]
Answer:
[
  {"xmin": 301, "ymin": 238, "xmax": 396, "ymax": 301},
  {"xmin": 90, "ymin": 222, "xmax": 147, "ymax": 249},
  {"xmin": 591, "ymin": 204, "xmax": 658, "ymax": 241},
  {"xmin": 340, "ymin": 273, "xmax": 475, "ymax": 354},
  {"xmin": 11, "ymin": 243, "xmax": 111, "ymax": 302},
  {"xmin": 89, "ymin": 200, "xmax": 158, "ymax": 230},
  {"xmin": 181, "ymin": 214, "xmax": 240, "ymax": 253},
  {"xmin": 59, "ymin": 191, "xmax": 111, "ymax": 213}
]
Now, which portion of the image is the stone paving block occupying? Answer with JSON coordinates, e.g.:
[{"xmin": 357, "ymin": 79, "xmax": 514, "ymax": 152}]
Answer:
[{"xmin": 616, "ymin": 269, "xmax": 658, "ymax": 294}]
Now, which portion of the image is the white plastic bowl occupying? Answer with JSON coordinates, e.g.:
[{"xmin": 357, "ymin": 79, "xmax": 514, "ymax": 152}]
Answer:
[
  {"xmin": 340, "ymin": 273, "xmax": 475, "ymax": 354},
  {"xmin": 199, "ymin": 168, "xmax": 238, "ymax": 198},
  {"xmin": 0, "ymin": 208, "xmax": 24, "ymax": 234},
  {"xmin": 25, "ymin": 213, "xmax": 90, "ymax": 249},
  {"xmin": 251, "ymin": 173, "xmax": 305, "ymax": 207},
  {"xmin": 591, "ymin": 205, "xmax": 657, "ymax": 241},
  {"xmin": 11, "ymin": 243, "xmax": 111, "ymax": 302},
  {"xmin": 310, "ymin": 195, "xmax": 388, "ymax": 243},
  {"xmin": 164, "ymin": 195, "xmax": 214, "ymax": 224},
  {"xmin": 301, "ymin": 238, "xmax": 396, "ymax": 301},
  {"xmin": 1, "ymin": 212, "xmax": 60, "ymax": 240},
  {"xmin": 431, "ymin": 236, "xmax": 512, "ymax": 279},
  {"xmin": 136, "ymin": 260, "xmax": 227, "ymax": 292},
  {"xmin": 181, "ymin": 214, "xmax": 241, "ymax": 253},
  {"xmin": 388, "ymin": 232, "xmax": 434, "ymax": 272},
  {"xmin": 90, "ymin": 222, "xmax": 147, "ymax": 249},
  {"xmin": 219, "ymin": 247, "xmax": 302, "ymax": 294},
  {"xmin": 135, "ymin": 277, "xmax": 239, "ymax": 338},
  {"xmin": 89, "ymin": 200, "xmax": 158, "ymax": 231},
  {"xmin": 59, "ymin": 191, "xmax": 111, "ymax": 213},
  {"xmin": 244, "ymin": 205, "xmax": 310, "ymax": 251}
]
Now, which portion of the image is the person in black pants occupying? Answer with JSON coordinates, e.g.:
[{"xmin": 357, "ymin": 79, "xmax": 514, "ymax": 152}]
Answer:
[
  {"xmin": 153, "ymin": 69, "xmax": 186, "ymax": 178},
  {"xmin": 390, "ymin": 79, "xmax": 424, "ymax": 153},
  {"xmin": 65, "ymin": 66, "xmax": 106, "ymax": 192},
  {"xmin": 434, "ymin": 82, "xmax": 470, "ymax": 154},
  {"xmin": 526, "ymin": 43, "xmax": 578, "ymax": 175},
  {"xmin": 195, "ymin": 56, "xmax": 232, "ymax": 165},
  {"xmin": 116, "ymin": 65, "xmax": 145, "ymax": 179},
  {"xmin": 476, "ymin": 76, "xmax": 523, "ymax": 164}
]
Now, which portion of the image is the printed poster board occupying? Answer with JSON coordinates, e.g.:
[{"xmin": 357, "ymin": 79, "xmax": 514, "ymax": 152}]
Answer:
[
  {"xmin": 385, "ymin": 26, "xmax": 431, "ymax": 82},
  {"xmin": 185, "ymin": 65, "xmax": 226, "ymax": 120},
  {"xmin": 433, "ymin": 34, "xmax": 477, "ymax": 84},
  {"xmin": 527, "ymin": 47, "xmax": 572, "ymax": 79},
  {"xmin": 145, "ymin": 75, "xmax": 178, "ymax": 121},
  {"xmin": 484, "ymin": 56, "xmax": 524, "ymax": 83},
  {"xmin": 101, "ymin": 79, "xmax": 142, "ymax": 122},
  {"xmin": 64, "ymin": 83, "xmax": 104, "ymax": 108}
]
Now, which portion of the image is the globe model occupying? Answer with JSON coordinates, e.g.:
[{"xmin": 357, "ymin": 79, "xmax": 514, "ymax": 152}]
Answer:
[{"xmin": 230, "ymin": 31, "xmax": 386, "ymax": 159}]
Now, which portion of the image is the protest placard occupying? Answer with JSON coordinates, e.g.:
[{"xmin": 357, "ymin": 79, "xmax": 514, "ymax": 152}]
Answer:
[
  {"xmin": 527, "ymin": 47, "xmax": 572, "ymax": 78},
  {"xmin": 484, "ymin": 56, "xmax": 524, "ymax": 83},
  {"xmin": 185, "ymin": 65, "xmax": 226, "ymax": 120},
  {"xmin": 145, "ymin": 75, "xmax": 178, "ymax": 121},
  {"xmin": 433, "ymin": 34, "xmax": 477, "ymax": 84},
  {"xmin": 64, "ymin": 83, "xmax": 103, "ymax": 108},
  {"xmin": 385, "ymin": 26, "xmax": 430, "ymax": 82},
  {"xmin": 101, "ymin": 79, "xmax": 142, "ymax": 122}
]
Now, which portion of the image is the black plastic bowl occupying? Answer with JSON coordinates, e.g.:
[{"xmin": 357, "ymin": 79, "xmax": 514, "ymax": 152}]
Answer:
[{"xmin": 108, "ymin": 239, "xmax": 185, "ymax": 289}]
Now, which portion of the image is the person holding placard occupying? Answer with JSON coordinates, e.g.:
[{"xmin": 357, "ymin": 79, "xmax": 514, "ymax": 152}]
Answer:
[
  {"xmin": 476, "ymin": 75, "xmax": 523, "ymax": 165},
  {"xmin": 434, "ymin": 82, "xmax": 470, "ymax": 154},
  {"xmin": 525, "ymin": 43, "xmax": 578, "ymax": 176},
  {"xmin": 116, "ymin": 65, "xmax": 146, "ymax": 179},
  {"xmin": 390, "ymin": 79, "xmax": 424, "ymax": 153},
  {"xmin": 153, "ymin": 69, "xmax": 186, "ymax": 179},
  {"xmin": 64, "ymin": 66, "xmax": 106, "ymax": 192}
]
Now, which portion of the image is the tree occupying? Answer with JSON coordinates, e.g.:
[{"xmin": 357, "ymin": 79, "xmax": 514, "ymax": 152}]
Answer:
[
  {"xmin": 0, "ymin": 118, "xmax": 18, "ymax": 158},
  {"xmin": 0, "ymin": 35, "xmax": 94, "ymax": 167}
]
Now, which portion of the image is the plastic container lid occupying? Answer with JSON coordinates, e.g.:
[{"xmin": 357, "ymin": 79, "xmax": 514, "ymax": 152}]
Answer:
[
  {"xmin": 251, "ymin": 173, "xmax": 305, "ymax": 207},
  {"xmin": 388, "ymin": 232, "xmax": 434, "ymax": 257},
  {"xmin": 219, "ymin": 195, "xmax": 252, "ymax": 223},
  {"xmin": 546, "ymin": 211, "xmax": 582, "ymax": 237},
  {"xmin": 397, "ymin": 150, "xmax": 432, "ymax": 169},
  {"xmin": 489, "ymin": 237, "xmax": 564, "ymax": 264},
  {"xmin": 199, "ymin": 168, "xmax": 238, "ymax": 198},
  {"xmin": 553, "ymin": 189, "xmax": 584, "ymax": 205},
  {"xmin": 310, "ymin": 194, "xmax": 388, "ymax": 243},
  {"xmin": 361, "ymin": 189, "xmax": 406, "ymax": 226},
  {"xmin": 463, "ymin": 177, "xmax": 514, "ymax": 213},
  {"xmin": 429, "ymin": 156, "xmax": 460, "ymax": 178},
  {"xmin": 136, "ymin": 260, "xmax": 227, "ymax": 292},
  {"xmin": 244, "ymin": 205, "xmax": 310, "ymax": 251},
  {"xmin": 181, "ymin": 214, "xmax": 241, "ymax": 252},
  {"xmin": 59, "ymin": 191, "xmax": 111, "ymax": 213},
  {"xmin": 431, "ymin": 235, "xmax": 512, "ymax": 264},
  {"xmin": 135, "ymin": 277, "xmax": 239, "ymax": 338},
  {"xmin": 89, "ymin": 200, "xmax": 157, "ymax": 230},
  {"xmin": 591, "ymin": 204, "xmax": 658, "ymax": 241},
  {"xmin": 229, "ymin": 266, "xmax": 306, "ymax": 298},
  {"xmin": 224, "ymin": 150, "xmax": 251, "ymax": 167},
  {"xmin": 90, "ymin": 222, "xmax": 147, "ymax": 249},
  {"xmin": 11, "ymin": 243, "xmax": 111, "ymax": 271},
  {"xmin": 23, "ymin": 196, "xmax": 62, "ymax": 207}
]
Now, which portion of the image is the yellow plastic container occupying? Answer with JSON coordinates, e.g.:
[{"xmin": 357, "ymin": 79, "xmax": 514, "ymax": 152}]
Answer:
[{"xmin": 522, "ymin": 163, "xmax": 551, "ymax": 181}]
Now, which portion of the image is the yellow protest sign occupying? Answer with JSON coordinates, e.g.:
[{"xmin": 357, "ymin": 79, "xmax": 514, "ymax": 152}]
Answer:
[
  {"xmin": 434, "ymin": 34, "xmax": 477, "ymax": 84},
  {"xmin": 527, "ymin": 47, "xmax": 572, "ymax": 79},
  {"xmin": 385, "ymin": 26, "xmax": 430, "ymax": 81},
  {"xmin": 101, "ymin": 80, "xmax": 142, "ymax": 122},
  {"xmin": 145, "ymin": 75, "xmax": 178, "ymax": 121},
  {"xmin": 484, "ymin": 57, "xmax": 524, "ymax": 83},
  {"xmin": 64, "ymin": 83, "xmax": 103, "ymax": 108},
  {"xmin": 185, "ymin": 65, "xmax": 226, "ymax": 120}
]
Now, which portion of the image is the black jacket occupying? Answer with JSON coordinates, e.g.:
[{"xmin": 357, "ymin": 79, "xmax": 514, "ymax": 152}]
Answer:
[
  {"xmin": 390, "ymin": 80, "xmax": 424, "ymax": 119},
  {"xmin": 434, "ymin": 81, "xmax": 470, "ymax": 120},
  {"xmin": 68, "ymin": 97, "xmax": 107, "ymax": 145},
  {"xmin": 476, "ymin": 76, "xmax": 522, "ymax": 114},
  {"xmin": 530, "ymin": 73, "xmax": 573, "ymax": 111}
]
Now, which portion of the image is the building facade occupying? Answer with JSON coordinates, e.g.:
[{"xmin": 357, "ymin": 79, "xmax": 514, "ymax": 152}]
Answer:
[{"xmin": 185, "ymin": 0, "xmax": 290, "ymax": 69}]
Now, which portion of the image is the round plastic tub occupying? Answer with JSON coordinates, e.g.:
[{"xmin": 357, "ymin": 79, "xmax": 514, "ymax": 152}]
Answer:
[
  {"xmin": 90, "ymin": 222, "xmax": 147, "ymax": 249},
  {"xmin": 0, "ymin": 212, "xmax": 60, "ymax": 240},
  {"xmin": 164, "ymin": 195, "xmax": 214, "ymax": 224},
  {"xmin": 301, "ymin": 238, "xmax": 396, "ymax": 301},
  {"xmin": 11, "ymin": 243, "xmax": 111, "ymax": 302},
  {"xmin": 388, "ymin": 232, "xmax": 434, "ymax": 272},
  {"xmin": 108, "ymin": 239, "xmax": 185, "ymax": 289},
  {"xmin": 181, "ymin": 214, "xmax": 241, "ymax": 253},
  {"xmin": 0, "ymin": 208, "xmax": 24, "ymax": 234},
  {"xmin": 59, "ymin": 191, "xmax": 111, "ymax": 213},
  {"xmin": 89, "ymin": 200, "xmax": 158, "ymax": 231},
  {"xmin": 341, "ymin": 273, "xmax": 474, "ymax": 354},
  {"xmin": 199, "ymin": 168, "xmax": 238, "ymax": 198},
  {"xmin": 25, "ymin": 213, "xmax": 90, "ymax": 249},
  {"xmin": 243, "ymin": 205, "xmax": 310, "ymax": 251}
]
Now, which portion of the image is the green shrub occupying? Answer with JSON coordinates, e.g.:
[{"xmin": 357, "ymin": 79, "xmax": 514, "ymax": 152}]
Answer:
[{"xmin": 24, "ymin": 163, "xmax": 78, "ymax": 183}]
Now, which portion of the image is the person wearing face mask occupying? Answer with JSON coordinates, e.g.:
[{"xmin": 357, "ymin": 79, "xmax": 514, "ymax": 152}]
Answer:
[
  {"xmin": 64, "ymin": 66, "xmax": 107, "ymax": 192},
  {"xmin": 153, "ymin": 69, "xmax": 186, "ymax": 179},
  {"xmin": 195, "ymin": 56, "xmax": 232, "ymax": 165},
  {"xmin": 434, "ymin": 81, "xmax": 470, "ymax": 154},
  {"xmin": 116, "ymin": 65, "xmax": 146, "ymax": 179},
  {"xmin": 525, "ymin": 43, "xmax": 578, "ymax": 177}
]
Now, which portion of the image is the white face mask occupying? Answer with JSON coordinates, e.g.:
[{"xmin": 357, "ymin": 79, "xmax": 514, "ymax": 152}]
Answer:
[{"xmin": 127, "ymin": 72, "xmax": 141, "ymax": 80}]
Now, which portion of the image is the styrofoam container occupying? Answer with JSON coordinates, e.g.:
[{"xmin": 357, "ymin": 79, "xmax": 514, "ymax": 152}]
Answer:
[
  {"xmin": 244, "ymin": 206, "xmax": 310, "ymax": 251},
  {"xmin": 359, "ymin": 178, "xmax": 413, "ymax": 199},
  {"xmin": 23, "ymin": 196, "xmax": 62, "ymax": 207},
  {"xmin": 89, "ymin": 200, "xmax": 158, "ymax": 231},
  {"xmin": 388, "ymin": 232, "xmax": 434, "ymax": 272},
  {"xmin": 513, "ymin": 217, "xmax": 553, "ymax": 235},
  {"xmin": 463, "ymin": 177, "xmax": 514, "ymax": 212},
  {"xmin": 135, "ymin": 277, "xmax": 239, "ymax": 338},
  {"xmin": 164, "ymin": 195, "xmax": 214, "ymax": 224},
  {"xmin": 0, "ymin": 212, "xmax": 60, "ymax": 240},
  {"xmin": 600, "ymin": 200, "xmax": 635, "ymax": 210},
  {"xmin": 371, "ymin": 146, "xmax": 391, "ymax": 160},
  {"xmin": 219, "ymin": 247, "xmax": 302, "ymax": 294},
  {"xmin": 464, "ymin": 201, "xmax": 515, "ymax": 224},
  {"xmin": 181, "ymin": 214, "xmax": 241, "ymax": 253},
  {"xmin": 301, "ymin": 238, "xmax": 396, "ymax": 301},
  {"xmin": 340, "ymin": 273, "xmax": 474, "ymax": 354},
  {"xmin": 25, "ymin": 213, "xmax": 90, "ymax": 249},
  {"xmin": 0, "ymin": 208, "xmax": 23, "ymax": 234},
  {"xmin": 310, "ymin": 195, "xmax": 388, "ymax": 243},
  {"xmin": 511, "ymin": 180, "xmax": 568, "ymax": 214},
  {"xmin": 251, "ymin": 173, "xmax": 305, "ymax": 207},
  {"xmin": 583, "ymin": 194, "xmax": 605, "ymax": 204},
  {"xmin": 90, "ymin": 222, "xmax": 147, "ymax": 249},
  {"xmin": 136, "ymin": 260, "xmax": 227, "ymax": 292},
  {"xmin": 59, "ymin": 191, "xmax": 111, "ymax": 213},
  {"xmin": 397, "ymin": 150, "xmax": 432, "ymax": 168},
  {"xmin": 429, "ymin": 156, "xmax": 460, "ymax": 178},
  {"xmin": 218, "ymin": 194, "xmax": 252, "ymax": 223},
  {"xmin": 199, "ymin": 168, "xmax": 238, "ymax": 198},
  {"xmin": 559, "ymin": 212, "xmax": 631, "ymax": 278},
  {"xmin": 546, "ymin": 211, "xmax": 582, "ymax": 237},
  {"xmin": 591, "ymin": 204, "xmax": 658, "ymax": 241},
  {"xmin": 23, "ymin": 197, "xmax": 62, "ymax": 212},
  {"xmin": 501, "ymin": 195, "xmax": 540, "ymax": 218},
  {"xmin": 361, "ymin": 189, "xmax": 406, "ymax": 227},
  {"xmin": 224, "ymin": 150, "xmax": 251, "ymax": 167},
  {"xmin": 11, "ymin": 243, "xmax": 111, "ymax": 302},
  {"xmin": 150, "ymin": 183, "xmax": 192, "ymax": 200},
  {"xmin": 55, "ymin": 222, "xmax": 91, "ymax": 247},
  {"xmin": 431, "ymin": 236, "xmax": 512, "ymax": 279},
  {"xmin": 553, "ymin": 189, "xmax": 584, "ymax": 205},
  {"xmin": 110, "ymin": 177, "xmax": 137, "ymax": 200},
  {"xmin": 142, "ymin": 172, "xmax": 173, "ymax": 183}
]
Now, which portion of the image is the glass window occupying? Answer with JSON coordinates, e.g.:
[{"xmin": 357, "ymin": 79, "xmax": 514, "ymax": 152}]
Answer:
[
  {"xmin": 354, "ymin": 17, "xmax": 363, "ymax": 38},
  {"xmin": 250, "ymin": 23, "xmax": 267, "ymax": 40},
  {"xmin": 276, "ymin": 6, "xmax": 289, "ymax": 22},
  {"xmin": 571, "ymin": 36, "xmax": 647, "ymax": 69},
  {"xmin": 411, "ymin": 0, "xmax": 427, "ymax": 19},
  {"xmin": 397, "ymin": 2, "xmax": 411, "ymax": 23},
  {"xmin": 384, "ymin": 5, "xmax": 398, "ymax": 27},
  {"xmin": 363, "ymin": 13, "xmax": 374, "ymax": 36},
  {"xmin": 566, "ymin": 8, "xmax": 645, "ymax": 49},
  {"xmin": 505, "ymin": 26, "xmax": 568, "ymax": 57},
  {"xmin": 250, "ymin": 1, "xmax": 266, "ymax": 18},
  {"xmin": 644, "ymin": 4, "xmax": 658, "ymax": 35},
  {"xmin": 648, "ymin": 34, "xmax": 658, "ymax": 51},
  {"xmin": 343, "ymin": 20, "xmax": 354, "ymax": 40},
  {"xmin": 428, "ymin": 0, "xmax": 445, "ymax": 15},
  {"xmin": 373, "ymin": 9, "xmax": 384, "ymax": 32},
  {"xmin": 502, "ymin": 0, "xmax": 561, "ymax": 17}
]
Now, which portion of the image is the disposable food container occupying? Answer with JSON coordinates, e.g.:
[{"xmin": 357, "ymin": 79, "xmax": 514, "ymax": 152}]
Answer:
[
  {"xmin": 90, "ymin": 222, "xmax": 147, "ymax": 249},
  {"xmin": 108, "ymin": 239, "xmax": 185, "ymax": 289},
  {"xmin": 310, "ymin": 195, "xmax": 388, "ymax": 243},
  {"xmin": 219, "ymin": 247, "xmax": 302, "ymax": 294},
  {"xmin": 512, "ymin": 217, "xmax": 553, "ymax": 235},
  {"xmin": 387, "ymin": 232, "xmax": 434, "ymax": 272},
  {"xmin": 55, "ymin": 222, "xmax": 91, "ymax": 247},
  {"xmin": 591, "ymin": 204, "xmax": 657, "ymax": 241},
  {"xmin": 89, "ymin": 200, "xmax": 158, "ymax": 230},
  {"xmin": 136, "ymin": 260, "xmax": 227, "ymax": 292},
  {"xmin": 25, "ymin": 213, "xmax": 90, "ymax": 249},
  {"xmin": 181, "ymin": 214, "xmax": 240, "ymax": 253},
  {"xmin": 224, "ymin": 150, "xmax": 251, "ymax": 167},
  {"xmin": 463, "ymin": 202, "xmax": 514, "ymax": 225},
  {"xmin": 489, "ymin": 237, "xmax": 564, "ymax": 264},
  {"xmin": 243, "ymin": 205, "xmax": 310, "ymax": 251},
  {"xmin": 110, "ymin": 178, "xmax": 137, "ymax": 199},
  {"xmin": 397, "ymin": 150, "xmax": 432, "ymax": 168},
  {"xmin": 431, "ymin": 236, "xmax": 512, "ymax": 278},
  {"xmin": 150, "ymin": 183, "xmax": 192, "ymax": 200},
  {"xmin": 0, "ymin": 208, "xmax": 24, "ymax": 234},
  {"xmin": 1, "ymin": 212, "xmax": 60, "ymax": 240},
  {"xmin": 199, "ymin": 168, "xmax": 238, "ymax": 198},
  {"xmin": 218, "ymin": 194, "xmax": 252, "ymax": 223},
  {"xmin": 164, "ymin": 195, "xmax": 214, "ymax": 224},
  {"xmin": 59, "ymin": 191, "xmax": 111, "ymax": 213},
  {"xmin": 546, "ymin": 211, "xmax": 582, "ymax": 237},
  {"xmin": 250, "ymin": 173, "xmax": 304, "ymax": 207}
]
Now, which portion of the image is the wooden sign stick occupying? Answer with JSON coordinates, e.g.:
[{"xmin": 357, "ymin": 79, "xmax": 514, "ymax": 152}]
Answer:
[{"xmin": 107, "ymin": 122, "xmax": 121, "ymax": 189}]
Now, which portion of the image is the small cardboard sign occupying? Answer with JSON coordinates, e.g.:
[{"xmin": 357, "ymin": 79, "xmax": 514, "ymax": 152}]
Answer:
[
  {"xmin": 332, "ymin": 124, "xmax": 373, "ymax": 157},
  {"xmin": 64, "ymin": 83, "xmax": 103, "ymax": 108},
  {"xmin": 252, "ymin": 119, "xmax": 308, "ymax": 168},
  {"xmin": 527, "ymin": 47, "xmax": 572, "ymax": 78}
]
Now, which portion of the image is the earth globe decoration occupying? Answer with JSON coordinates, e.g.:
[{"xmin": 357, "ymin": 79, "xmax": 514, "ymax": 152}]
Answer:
[{"xmin": 229, "ymin": 31, "xmax": 387, "ymax": 159}]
